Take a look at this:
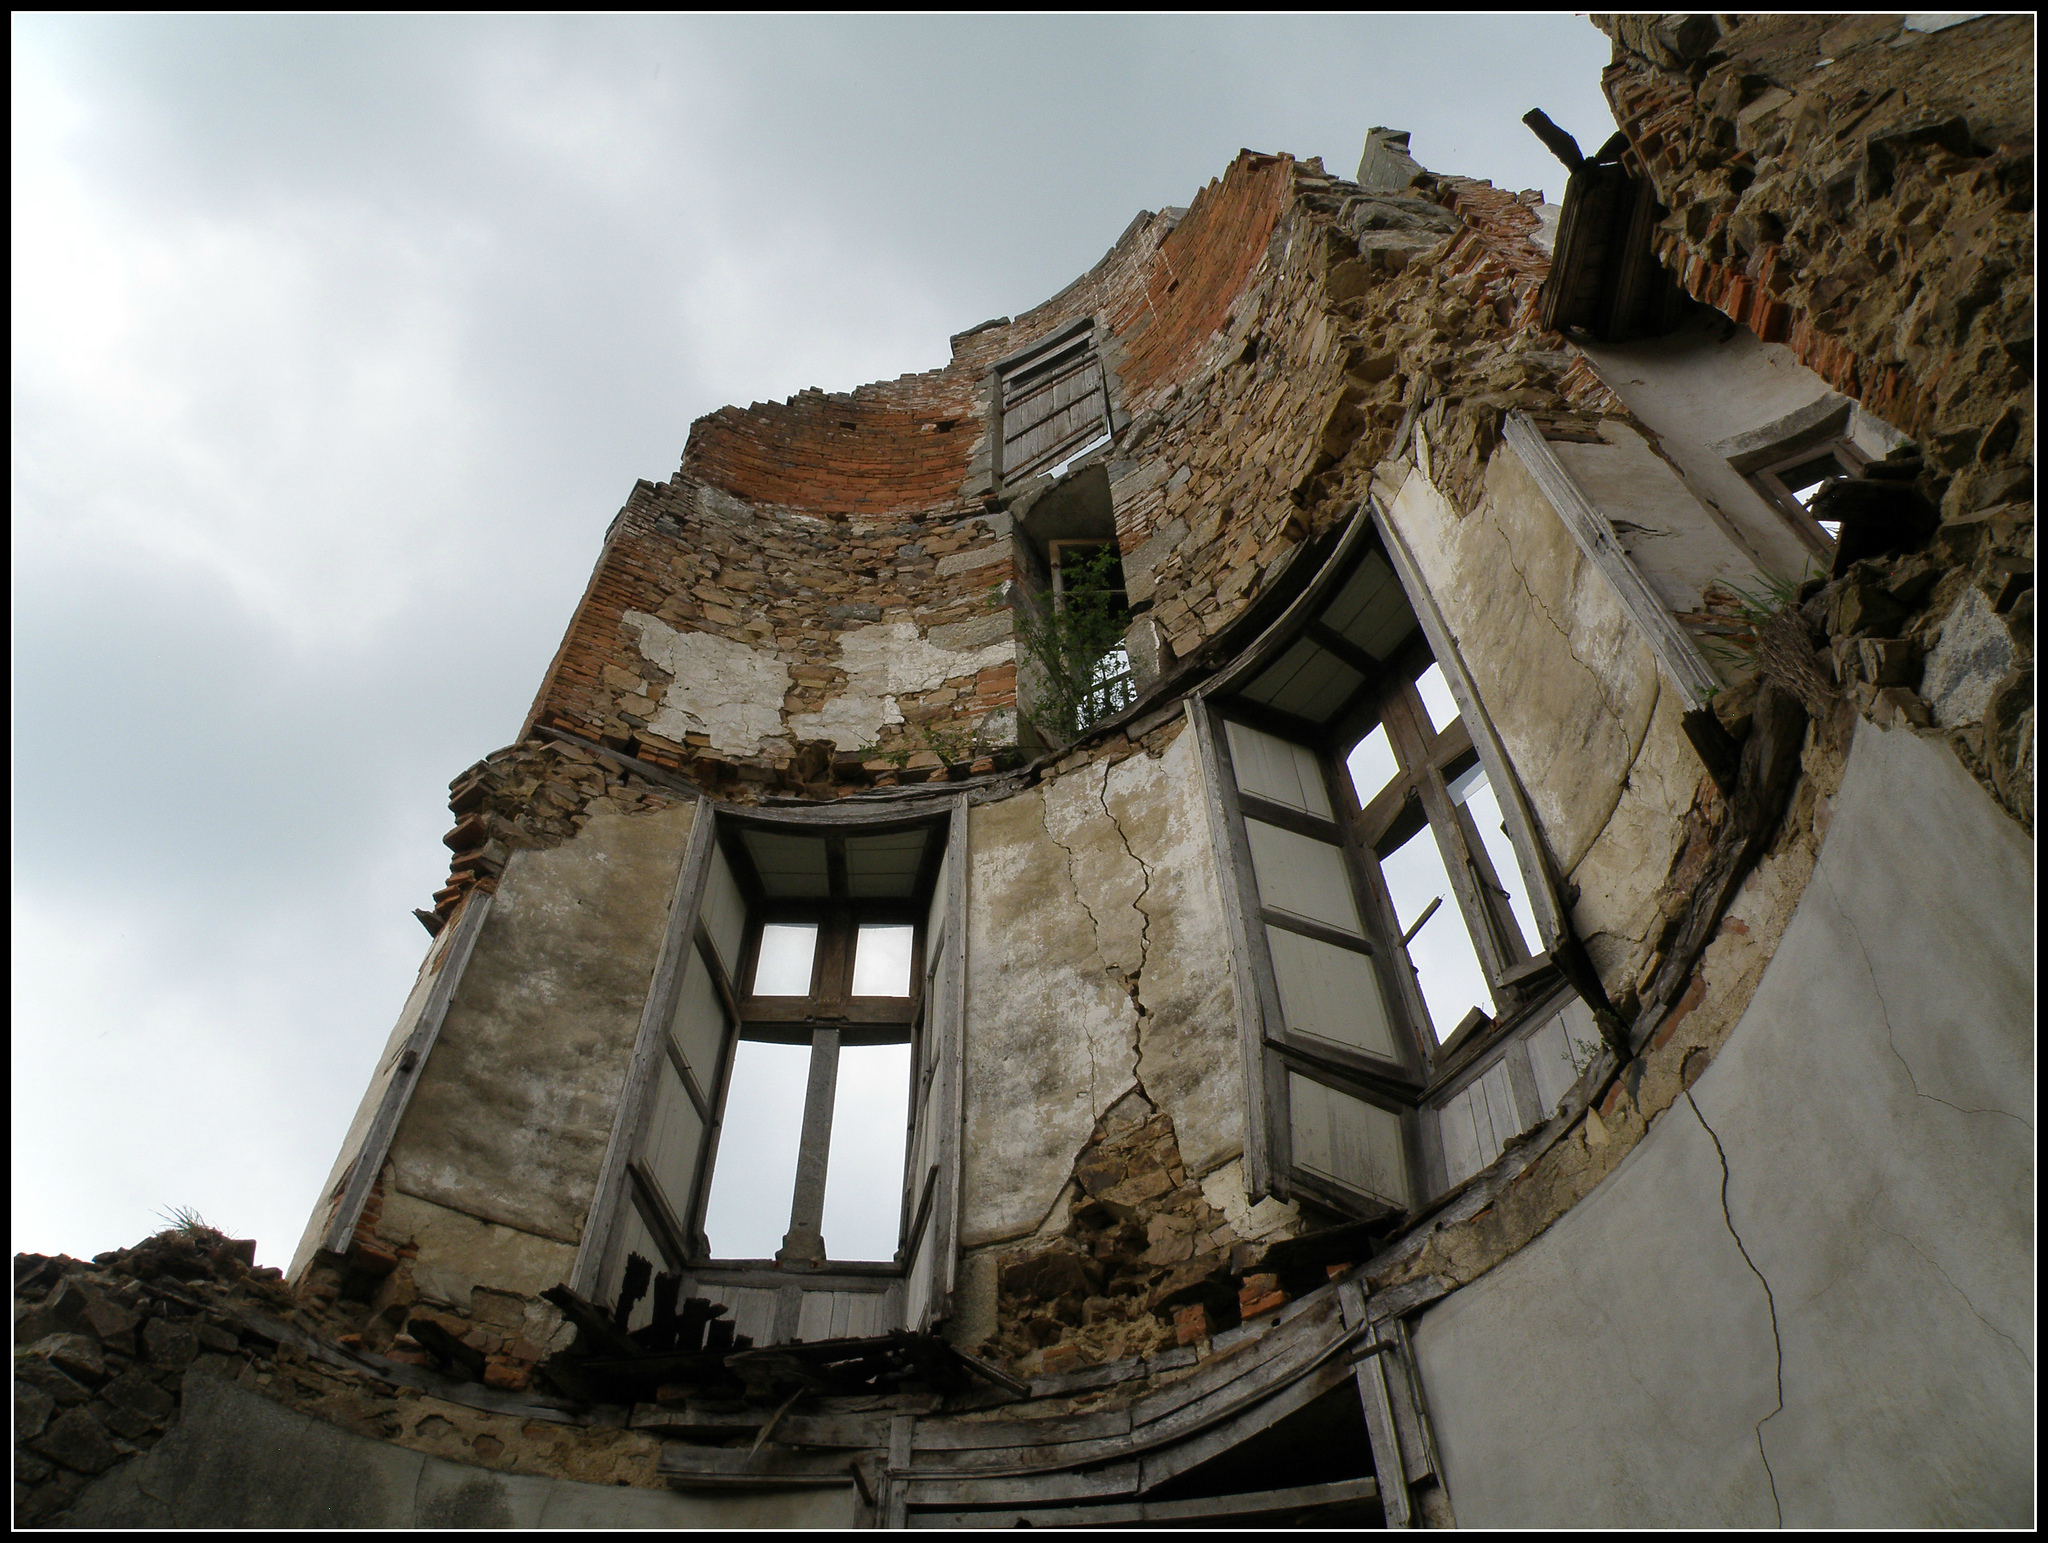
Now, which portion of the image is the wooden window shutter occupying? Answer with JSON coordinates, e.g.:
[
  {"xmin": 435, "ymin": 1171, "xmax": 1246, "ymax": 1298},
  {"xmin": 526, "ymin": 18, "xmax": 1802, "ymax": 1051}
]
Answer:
[
  {"xmin": 573, "ymin": 800, "xmax": 742, "ymax": 1311},
  {"xmin": 995, "ymin": 318, "xmax": 1109, "ymax": 485},
  {"xmin": 902, "ymin": 796, "xmax": 969, "ymax": 1330},
  {"xmin": 1190, "ymin": 699, "xmax": 1423, "ymax": 1217}
]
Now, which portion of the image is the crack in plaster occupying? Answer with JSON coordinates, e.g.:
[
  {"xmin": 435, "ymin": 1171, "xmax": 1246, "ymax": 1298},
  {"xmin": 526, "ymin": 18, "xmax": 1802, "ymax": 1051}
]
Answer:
[
  {"xmin": 1096, "ymin": 761, "xmax": 1159, "ymax": 1093},
  {"xmin": 1808, "ymin": 850, "xmax": 2034, "ymax": 1130},
  {"xmin": 1871, "ymin": 1221, "xmax": 2033, "ymax": 1370},
  {"xmin": 1685, "ymin": 1090, "xmax": 1785, "ymax": 1528},
  {"xmin": 1038, "ymin": 780, "xmax": 1112, "ymax": 1105},
  {"xmin": 1482, "ymin": 503, "xmax": 1637, "ymax": 726}
]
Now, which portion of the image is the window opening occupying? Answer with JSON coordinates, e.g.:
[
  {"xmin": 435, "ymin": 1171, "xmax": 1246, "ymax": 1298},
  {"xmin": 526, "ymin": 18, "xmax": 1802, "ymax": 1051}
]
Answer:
[
  {"xmin": 696, "ymin": 820, "xmax": 938, "ymax": 1269},
  {"xmin": 1017, "ymin": 533, "xmax": 1136, "ymax": 738},
  {"xmin": 1377, "ymin": 823, "xmax": 1493, "ymax": 1041},
  {"xmin": 1448, "ymin": 765, "xmax": 1539, "ymax": 953},
  {"xmin": 1751, "ymin": 439, "xmax": 1867, "ymax": 550},
  {"xmin": 1413, "ymin": 662, "xmax": 1459, "ymax": 734},
  {"xmin": 819, "ymin": 1041, "xmax": 913, "ymax": 1261},
  {"xmin": 851, "ymin": 923, "xmax": 915, "ymax": 997},
  {"xmin": 752, "ymin": 922, "xmax": 819, "ymax": 996},
  {"xmin": 701, "ymin": 1039, "xmax": 809, "ymax": 1259}
]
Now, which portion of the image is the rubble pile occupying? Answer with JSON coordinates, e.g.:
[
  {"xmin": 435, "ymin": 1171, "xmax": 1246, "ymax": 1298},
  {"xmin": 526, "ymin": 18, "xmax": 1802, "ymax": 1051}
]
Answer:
[{"xmin": 14, "ymin": 1231, "xmax": 288, "ymax": 1525}]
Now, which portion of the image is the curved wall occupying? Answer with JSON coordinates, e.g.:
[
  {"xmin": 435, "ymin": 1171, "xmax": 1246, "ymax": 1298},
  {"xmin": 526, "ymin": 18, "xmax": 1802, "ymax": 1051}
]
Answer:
[{"xmin": 1412, "ymin": 717, "xmax": 2033, "ymax": 1527}]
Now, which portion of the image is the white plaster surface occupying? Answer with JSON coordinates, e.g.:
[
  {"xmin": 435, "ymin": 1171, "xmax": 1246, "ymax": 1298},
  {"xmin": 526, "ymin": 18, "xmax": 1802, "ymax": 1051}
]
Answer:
[
  {"xmin": 623, "ymin": 611, "xmax": 790, "ymax": 753},
  {"xmin": 958, "ymin": 730, "xmax": 1243, "ymax": 1249},
  {"xmin": 1386, "ymin": 461, "xmax": 1693, "ymax": 988},
  {"xmin": 388, "ymin": 801, "xmax": 696, "ymax": 1247},
  {"xmin": 1576, "ymin": 315, "xmax": 1858, "ymax": 582},
  {"xmin": 1414, "ymin": 720, "xmax": 2033, "ymax": 1527},
  {"xmin": 1547, "ymin": 418, "xmax": 1759, "ymax": 614},
  {"xmin": 787, "ymin": 619, "xmax": 1015, "ymax": 749}
]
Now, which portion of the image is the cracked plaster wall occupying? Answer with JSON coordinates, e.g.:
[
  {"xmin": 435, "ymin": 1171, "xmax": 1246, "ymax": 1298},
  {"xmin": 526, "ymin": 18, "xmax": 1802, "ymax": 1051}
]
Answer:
[
  {"xmin": 1411, "ymin": 716, "xmax": 2032, "ymax": 1527},
  {"xmin": 953, "ymin": 728, "xmax": 1261, "ymax": 1314},
  {"xmin": 1382, "ymin": 457, "xmax": 1698, "ymax": 993}
]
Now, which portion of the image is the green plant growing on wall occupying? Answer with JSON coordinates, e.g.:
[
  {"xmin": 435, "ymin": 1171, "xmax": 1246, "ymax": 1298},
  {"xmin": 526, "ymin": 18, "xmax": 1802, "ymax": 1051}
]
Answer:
[
  {"xmin": 1695, "ymin": 566, "xmax": 1820, "ymax": 672},
  {"xmin": 1004, "ymin": 547, "xmax": 1134, "ymax": 742}
]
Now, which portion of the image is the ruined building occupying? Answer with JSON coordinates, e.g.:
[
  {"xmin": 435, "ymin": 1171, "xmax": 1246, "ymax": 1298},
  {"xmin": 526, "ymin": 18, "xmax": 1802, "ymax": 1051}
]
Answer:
[{"xmin": 17, "ymin": 14, "xmax": 2031, "ymax": 1529}]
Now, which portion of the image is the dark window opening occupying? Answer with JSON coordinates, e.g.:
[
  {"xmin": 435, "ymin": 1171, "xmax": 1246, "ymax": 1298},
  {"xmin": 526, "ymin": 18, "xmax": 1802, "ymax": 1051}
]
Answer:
[{"xmin": 1750, "ymin": 438, "xmax": 1869, "ymax": 553}]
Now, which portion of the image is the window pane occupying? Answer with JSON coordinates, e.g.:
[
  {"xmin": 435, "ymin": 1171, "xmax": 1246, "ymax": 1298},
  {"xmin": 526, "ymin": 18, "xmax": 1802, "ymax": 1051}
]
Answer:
[
  {"xmin": 753, "ymin": 923, "xmax": 818, "ymax": 995},
  {"xmin": 1345, "ymin": 723, "xmax": 1399, "ymax": 804},
  {"xmin": 1415, "ymin": 663, "xmax": 1459, "ymax": 734},
  {"xmin": 821, "ymin": 1042, "xmax": 912, "ymax": 1262},
  {"xmin": 701, "ymin": 1039, "xmax": 809, "ymax": 1258},
  {"xmin": 1448, "ymin": 766, "xmax": 1539, "ymax": 954},
  {"xmin": 1378, "ymin": 826, "xmax": 1494, "ymax": 1041},
  {"xmin": 852, "ymin": 924, "xmax": 914, "ymax": 996}
]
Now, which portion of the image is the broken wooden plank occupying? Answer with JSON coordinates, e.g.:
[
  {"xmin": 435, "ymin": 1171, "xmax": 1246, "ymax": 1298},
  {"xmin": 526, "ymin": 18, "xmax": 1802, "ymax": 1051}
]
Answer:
[
  {"xmin": 633, "ymin": 1407, "xmax": 890, "ymax": 1449},
  {"xmin": 897, "ymin": 1461, "xmax": 1143, "ymax": 1509},
  {"xmin": 1136, "ymin": 1359, "xmax": 1361, "ymax": 1492},
  {"xmin": 905, "ymin": 1474, "xmax": 1379, "ymax": 1528}
]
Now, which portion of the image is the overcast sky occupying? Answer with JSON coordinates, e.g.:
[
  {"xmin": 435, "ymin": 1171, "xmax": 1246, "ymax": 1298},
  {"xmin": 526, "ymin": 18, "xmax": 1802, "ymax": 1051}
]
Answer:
[{"xmin": 12, "ymin": 15, "xmax": 1617, "ymax": 1267}]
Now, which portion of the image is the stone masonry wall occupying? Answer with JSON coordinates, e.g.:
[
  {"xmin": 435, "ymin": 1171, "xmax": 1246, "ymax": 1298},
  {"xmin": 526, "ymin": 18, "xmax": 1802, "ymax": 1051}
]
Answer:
[{"xmin": 1594, "ymin": 13, "xmax": 2033, "ymax": 521}]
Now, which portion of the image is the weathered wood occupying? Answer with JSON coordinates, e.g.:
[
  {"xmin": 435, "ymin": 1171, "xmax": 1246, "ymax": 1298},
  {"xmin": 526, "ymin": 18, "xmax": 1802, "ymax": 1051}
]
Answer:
[
  {"xmin": 571, "ymin": 798, "xmax": 715, "ymax": 1299},
  {"xmin": 541, "ymin": 1282, "xmax": 646, "ymax": 1360},
  {"xmin": 777, "ymin": 1028, "xmax": 841, "ymax": 1265},
  {"xmin": 1189, "ymin": 697, "xmax": 1289, "ymax": 1196},
  {"xmin": 1024, "ymin": 1344, "xmax": 1196, "ymax": 1399},
  {"xmin": 322, "ymin": 890, "xmax": 494, "ymax": 1256},
  {"xmin": 1340, "ymin": 1281, "xmax": 1412, "ymax": 1527},
  {"xmin": 905, "ymin": 1475, "xmax": 1380, "ymax": 1528},
  {"xmin": 633, "ymin": 1407, "xmax": 892, "ymax": 1448},
  {"xmin": 1753, "ymin": 606, "xmax": 1838, "ymax": 718},
  {"xmin": 1131, "ymin": 1299, "xmax": 1351, "ymax": 1436},
  {"xmin": 1638, "ymin": 681, "xmax": 1809, "ymax": 1040},
  {"xmin": 898, "ymin": 1462, "xmax": 1143, "ymax": 1508},
  {"xmin": 1137, "ymin": 1357, "xmax": 1360, "ymax": 1491},
  {"xmin": 913, "ymin": 1407, "xmax": 1134, "ymax": 1452}
]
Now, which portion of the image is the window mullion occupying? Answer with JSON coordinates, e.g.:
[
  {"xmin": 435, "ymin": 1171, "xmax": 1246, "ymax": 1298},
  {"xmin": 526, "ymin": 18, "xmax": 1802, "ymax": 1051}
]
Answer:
[{"xmin": 776, "ymin": 1026, "xmax": 842, "ymax": 1267}]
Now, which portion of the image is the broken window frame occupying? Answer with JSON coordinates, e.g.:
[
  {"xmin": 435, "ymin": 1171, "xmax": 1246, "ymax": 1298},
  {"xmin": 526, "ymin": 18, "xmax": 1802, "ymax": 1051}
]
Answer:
[{"xmin": 1748, "ymin": 437, "xmax": 1870, "ymax": 560}]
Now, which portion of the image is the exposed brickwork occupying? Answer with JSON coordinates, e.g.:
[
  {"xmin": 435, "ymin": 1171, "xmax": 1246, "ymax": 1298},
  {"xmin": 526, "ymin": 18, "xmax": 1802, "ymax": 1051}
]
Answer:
[{"xmin": 13, "ymin": 1229, "xmax": 659, "ymax": 1527}]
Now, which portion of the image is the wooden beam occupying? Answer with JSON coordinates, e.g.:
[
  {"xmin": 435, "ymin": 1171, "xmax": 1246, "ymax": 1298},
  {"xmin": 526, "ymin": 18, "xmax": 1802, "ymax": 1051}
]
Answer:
[
  {"xmin": 1501, "ymin": 413, "xmax": 1721, "ymax": 709},
  {"xmin": 322, "ymin": 889, "xmax": 495, "ymax": 1257},
  {"xmin": 906, "ymin": 1476, "xmax": 1379, "ymax": 1529}
]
